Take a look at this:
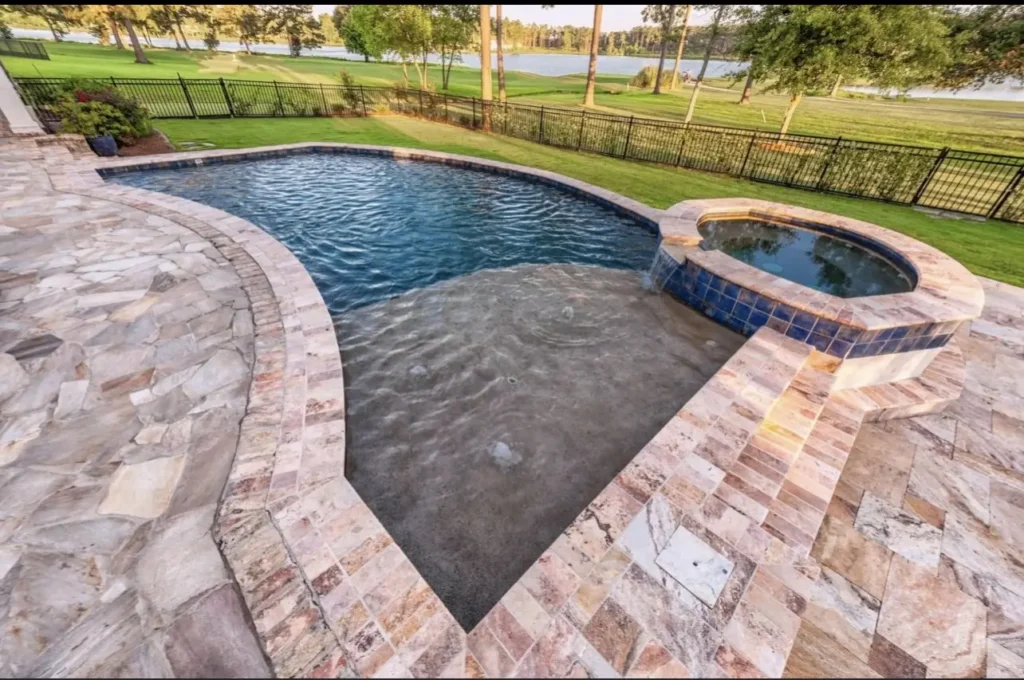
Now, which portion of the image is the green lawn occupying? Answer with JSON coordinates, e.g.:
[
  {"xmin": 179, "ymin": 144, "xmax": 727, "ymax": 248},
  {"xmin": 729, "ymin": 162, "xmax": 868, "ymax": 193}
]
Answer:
[
  {"xmin": 152, "ymin": 115, "xmax": 1024, "ymax": 287},
  {"xmin": 5, "ymin": 40, "xmax": 1024, "ymax": 154}
]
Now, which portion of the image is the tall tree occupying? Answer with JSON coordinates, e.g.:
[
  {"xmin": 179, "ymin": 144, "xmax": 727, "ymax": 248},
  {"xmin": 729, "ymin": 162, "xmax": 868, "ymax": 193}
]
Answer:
[
  {"xmin": 119, "ymin": 8, "xmax": 151, "ymax": 64},
  {"xmin": 431, "ymin": 5, "xmax": 477, "ymax": 90},
  {"xmin": 149, "ymin": 6, "xmax": 196, "ymax": 52},
  {"xmin": 938, "ymin": 5, "xmax": 1023, "ymax": 90},
  {"xmin": 334, "ymin": 4, "xmax": 386, "ymax": 62},
  {"xmin": 684, "ymin": 4, "xmax": 735, "ymax": 123},
  {"xmin": 496, "ymin": 5, "xmax": 506, "ymax": 102},
  {"xmin": 669, "ymin": 4, "xmax": 692, "ymax": 90},
  {"xmin": 738, "ymin": 5, "xmax": 951, "ymax": 134},
  {"xmin": 480, "ymin": 5, "xmax": 492, "ymax": 128},
  {"xmin": 0, "ymin": 8, "xmax": 12, "ymax": 39},
  {"xmin": 381, "ymin": 5, "xmax": 432, "ymax": 86},
  {"xmin": 319, "ymin": 11, "xmax": 339, "ymax": 44},
  {"xmin": 583, "ymin": 5, "xmax": 603, "ymax": 107},
  {"xmin": 264, "ymin": 5, "xmax": 324, "ymax": 57},
  {"xmin": 9, "ymin": 5, "xmax": 75, "ymax": 42},
  {"xmin": 643, "ymin": 5, "xmax": 682, "ymax": 94},
  {"xmin": 217, "ymin": 5, "xmax": 265, "ymax": 54}
]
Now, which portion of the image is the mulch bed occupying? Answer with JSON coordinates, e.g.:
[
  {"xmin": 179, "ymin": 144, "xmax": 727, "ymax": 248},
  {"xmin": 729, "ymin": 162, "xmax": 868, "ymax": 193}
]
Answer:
[{"xmin": 117, "ymin": 130, "xmax": 176, "ymax": 157}]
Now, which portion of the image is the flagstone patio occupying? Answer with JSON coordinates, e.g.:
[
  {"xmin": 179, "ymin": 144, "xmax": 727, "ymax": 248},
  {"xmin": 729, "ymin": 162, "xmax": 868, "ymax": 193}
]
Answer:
[{"xmin": 1, "ymin": 132, "xmax": 1024, "ymax": 678}]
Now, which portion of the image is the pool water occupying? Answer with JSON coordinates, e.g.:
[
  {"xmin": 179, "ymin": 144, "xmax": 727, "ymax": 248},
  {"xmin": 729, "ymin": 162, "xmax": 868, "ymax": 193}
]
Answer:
[
  {"xmin": 698, "ymin": 218, "xmax": 914, "ymax": 298},
  {"xmin": 113, "ymin": 154, "xmax": 659, "ymax": 314},
  {"xmin": 110, "ymin": 154, "xmax": 743, "ymax": 629}
]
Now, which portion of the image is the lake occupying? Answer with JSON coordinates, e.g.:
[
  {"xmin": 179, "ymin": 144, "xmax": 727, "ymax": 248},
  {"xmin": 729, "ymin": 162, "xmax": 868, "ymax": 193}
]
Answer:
[
  {"xmin": 13, "ymin": 28, "xmax": 1023, "ymax": 101},
  {"xmin": 11, "ymin": 28, "xmax": 743, "ymax": 78}
]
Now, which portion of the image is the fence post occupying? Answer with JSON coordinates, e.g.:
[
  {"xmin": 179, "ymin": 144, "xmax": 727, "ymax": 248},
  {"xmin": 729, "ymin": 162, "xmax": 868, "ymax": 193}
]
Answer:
[
  {"xmin": 815, "ymin": 137, "xmax": 842, "ymax": 190},
  {"xmin": 472, "ymin": 98, "xmax": 477, "ymax": 128},
  {"xmin": 319, "ymin": 83, "xmax": 328, "ymax": 116},
  {"xmin": 273, "ymin": 81, "xmax": 285, "ymax": 116},
  {"xmin": 674, "ymin": 126, "xmax": 688, "ymax": 166},
  {"xmin": 576, "ymin": 109, "xmax": 586, "ymax": 151},
  {"xmin": 622, "ymin": 116, "xmax": 635, "ymax": 159},
  {"xmin": 739, "ymin": 133, "xmax": 757, "ymax": 177},
  {"xmin": 418, "ymin": 88, "xmax": 424, "ymax": 117},
  {"xmin": 443, "ymin": 94, "xmax": 449, "ymax": 122},
  {"xmin": 219, "ymin": 77, "xmax": 235, "ymax": 117},
  {"xmin": 359, "ymin": 85, "xmax": 367, "ymax": 116},
  {"xmin": 539, "ymin": 106, "xmax": 545, "ymax": 143},
  {"xmin": 178, "ymin": 74, "xmax": 198, "ymax": 119},
  {"xmin": 988, "ymin": 165, "xmax": 1024, "ymax": 220},
  {"xmin": 912, "ymin": 147, "xmax": 950, "ymax": 205}
]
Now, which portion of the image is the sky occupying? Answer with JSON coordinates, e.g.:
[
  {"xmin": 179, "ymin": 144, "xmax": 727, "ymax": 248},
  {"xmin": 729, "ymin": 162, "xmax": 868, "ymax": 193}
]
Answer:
[{"xmin": 311, "ymin": 5, "xmax": 721, "ymax": 31}]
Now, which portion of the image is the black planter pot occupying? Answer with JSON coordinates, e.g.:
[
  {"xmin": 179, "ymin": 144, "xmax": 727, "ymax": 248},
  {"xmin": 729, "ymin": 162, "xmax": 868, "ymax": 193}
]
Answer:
[{"xmin": 87, "ymin": 134, "xmax": 118, "ymax": 157}]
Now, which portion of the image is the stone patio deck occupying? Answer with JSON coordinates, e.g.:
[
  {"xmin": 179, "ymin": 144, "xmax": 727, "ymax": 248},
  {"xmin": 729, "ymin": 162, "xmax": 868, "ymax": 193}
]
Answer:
[{"xmin": 2, "ymin": 135, "xmax": 1024, "ymax": 678}]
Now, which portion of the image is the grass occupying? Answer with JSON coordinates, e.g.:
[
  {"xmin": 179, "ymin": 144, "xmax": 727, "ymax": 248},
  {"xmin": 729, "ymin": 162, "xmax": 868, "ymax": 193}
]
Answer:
[
  {"xmin": 4, "ymin": 40, "xmax": 1024, "ymax": 155},
  {"xmin": 152, "ymin": 115, "xmax": 1024, "ymax": 287}
]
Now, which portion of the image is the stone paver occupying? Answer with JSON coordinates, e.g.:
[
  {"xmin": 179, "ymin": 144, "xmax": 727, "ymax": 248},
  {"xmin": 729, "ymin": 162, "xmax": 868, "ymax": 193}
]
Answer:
[
  {"xmin": 3, "ymin": 137, "xmax": 1023, "ymax": 678},
  {"xmin": 0, "ymin": 138, "xmax": 267, "ymax": 676}
]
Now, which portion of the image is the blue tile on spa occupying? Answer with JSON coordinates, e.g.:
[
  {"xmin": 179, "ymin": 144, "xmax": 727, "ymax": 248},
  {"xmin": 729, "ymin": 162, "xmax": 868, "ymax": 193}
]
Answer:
[
  {"xmin": 748, "ymin": 310, "xmax": 769, "ymax": 328},
  {"xmin": 723, "ymin": 282, "xmax": 741, "ymax": 300},
  {"xmin": 792, "ymin": 311, "xmax": 817, "ymax": 331},
  {"xmin": 808, "ymin": 332, "xmax": 832, "ymax": 352},
  {"xmin": 754, "ymin": 296, "xmax": 776, "ymax": 314},
  {"xmin": 772, "ymin": 304, "xmax": 796, "ymax": 323},
  {"xmin": 786, "ymin": 324, "xmax": 811, "ymax": 342},
  {"xmin": 826, "ymin": 339, "xmax": 852, "ymax": 358},
  {"xmin": 766, "ymin": 316, "xmax": 789, "ymax": 334},
  {"xmin": 836, "ymin": 325, "xmax": 861, "ymax": 343},
  {"xmin": 738, "ymin": 289, "xmax": 757, "ymax": 305},
  {"xmin": 812, "ymin": 318, "xmax": 840, "ymax": 338},
  {"xmin": 732, "ymin": 303, "xmax": 752, "ymax": 323}
]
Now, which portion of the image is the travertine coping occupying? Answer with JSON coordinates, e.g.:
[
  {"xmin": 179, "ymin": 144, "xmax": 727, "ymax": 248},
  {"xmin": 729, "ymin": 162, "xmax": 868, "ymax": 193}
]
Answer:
[
  {"xmin": 37, "ymin": 141, "xmax": 972, "ymax": 678},
  {"xmin": 660, "ymin": 198, "xmax": 985, "ymax": 331}
]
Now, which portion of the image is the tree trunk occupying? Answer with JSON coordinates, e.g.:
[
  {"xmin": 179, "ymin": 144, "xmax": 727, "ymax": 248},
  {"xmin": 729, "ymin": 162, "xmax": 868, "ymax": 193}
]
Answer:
[
  {"xmin": 422, "ymin": 50, "xmax": 429, "ymax": 89},
  {"xmin": 171, "ymin": 27, "xmax": 181, "ymax": 50},
  {"xmin": 670, "ymin": 5, "xmax": 692, "ymax": 90},
  {"xmin": 243, "ymin": 39, "xmax": 251, "ymax": 55},
  {"xmin": 401, "ymin": 61, "xmax": 409, "ymax": 83},
  {"xmin": 653, "ymin": 5, "xmax": 675, "ymax": 94},
  {"xmin": 583, "ymin": 5, "xmax": 602, "ymax": 107},
  {"xmin": 496, "ymin": 5, "xmax": 506, "ymax": 103},
  {"xmin": 684, "ymin": 81, "xmax": 701, "ymax": 123},
  {"xmin": 141, "ymin": 24, "xmax": 153, "ymax": 48},
  {"xmin": 109, "ymin": 17, "xmax": 125, "ymax": 49},
  {"xmin": 44, "ymin": 19, "xmax": 62, "ymax": 42},
  {"xmin": 176, "ymin": 20, "xmax": 191, "ymax": 52},
  {"xmin": 739, "ymin": 70, "xmax": 754, "ymax": 105},
  {"xmin": 122, "ymin": 19, "xmax": 150, "ymax": 64},
  {"xmin": 780, "ymin": 93, "xmax": 802, "ymax": 134},
  {"xmin": 830, "ymin": 75, "xmax": 842, "ymax": 98},
  {"xmin": 479, "ymin": 4, "xmax": 493, "ymax": 130}
]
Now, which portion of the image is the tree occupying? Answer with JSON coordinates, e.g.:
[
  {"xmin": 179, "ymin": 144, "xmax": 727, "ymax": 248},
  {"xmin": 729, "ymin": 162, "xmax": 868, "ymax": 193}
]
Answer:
[
  {"xmin": 643, "ymin": 5, "xmax": 684, "ymax": 94},
  {"xmin": 583, "ymin": 5, "xmax": 602, "ymax": 107},
  {"xmin": 0, "ymin": 8, "xmax": 11, "ymax": 39},
  {"xmin": 118, "ymin": 8, "xmax": 151, "ymax": 64},
  {"xmin": 938, "ymin": 5, "xmax": 1022, "ymax": 90},
  {"xmin": 738, "ymin": 5, "xmax": 950, "ymax": 134},
  {"xmin": 431, "ymin": 5, "xmax": 476, "ymax": 90},
  {"xmin": 335, "ymin": 4, "xmax": 386, "ymax": 62},
  {"xmin": 150, "ymin": 6, "xmax": 197, "ymax": 52},
  {"xmin": 381, "ymin": 5, "xmax": 432, "ymax": 87},
  {"xmin": 480, "ymin": 5, "xmax": 492, "ymax": 128},
  {"xmin": 669, "ymin": 5, "xmax": 692, "ymax": 90},
  {"xmin": 218, "ymin": 5, "xmax": 265, "ymax": 54},
  {"xmin": 264, "ymin": 5, "xmax": 324, "ymax": 57},
  {"xmin": 496, "ymin": 5, "xmax": 506, "ymax": 102},
  {"xmin": 684, "ymin": 5, "xmax": 736, "ymax": 123},
  {"xmin": 9, "ymin": 5, "xmax": 76, "ymax": 41},
  {"xmin": 319, "ymin": 11, "xmax": 339, "ymax": 44}
]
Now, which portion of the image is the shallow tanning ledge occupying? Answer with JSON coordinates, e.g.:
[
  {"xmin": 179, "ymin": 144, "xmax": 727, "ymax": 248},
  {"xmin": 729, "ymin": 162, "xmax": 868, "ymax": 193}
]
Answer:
[{"xmin": 653, "ymin": 198, "xmax": 985, "ymax": 389}]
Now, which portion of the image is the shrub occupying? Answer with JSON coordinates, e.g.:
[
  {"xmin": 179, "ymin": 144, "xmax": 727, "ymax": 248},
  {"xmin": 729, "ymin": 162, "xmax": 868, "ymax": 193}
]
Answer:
[
  {"xmin": 55, "ymin": 99, "xmax": 141, "ymax": 144},
  {"xmin": 339, "ymin": 70, "xmax": 362, "ymax": 111},
  {"xmin": 54, "ymin": 81, "xmax": 152, "ymax": 145},
  {"xmin": 629, "ymin": 65, "xmax": 674, "ymax": 89}
]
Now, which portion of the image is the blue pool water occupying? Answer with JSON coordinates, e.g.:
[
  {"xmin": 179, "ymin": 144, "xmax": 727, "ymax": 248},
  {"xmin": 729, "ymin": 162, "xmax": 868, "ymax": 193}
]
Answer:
[
  {"xmin": 111, "ymin": 153, "xmax": 660, "ymax": 314},
  {"xmin": 698, "ymin": 217, "xmax": 914, "ymax": 298}
]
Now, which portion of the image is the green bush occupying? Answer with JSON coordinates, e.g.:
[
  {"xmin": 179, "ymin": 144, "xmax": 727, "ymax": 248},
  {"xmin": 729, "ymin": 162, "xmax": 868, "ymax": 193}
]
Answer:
[
  {"xmin": 54, "ymin": 81, "xmax": 152, "ymax": 145},
  {"xmin": 629, "ymin": 65, "xmax": 674, "ymax": 89}
]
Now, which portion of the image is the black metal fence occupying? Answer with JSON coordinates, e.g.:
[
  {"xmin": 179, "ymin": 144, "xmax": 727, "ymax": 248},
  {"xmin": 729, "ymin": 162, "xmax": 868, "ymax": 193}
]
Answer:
[
  {"xmin": 0, "ymin": 39, "xmax": 49, "ymax": 60},
  {"xmin": 12, "ymin": 75, "xmax": 1024, "ymax": 224}
]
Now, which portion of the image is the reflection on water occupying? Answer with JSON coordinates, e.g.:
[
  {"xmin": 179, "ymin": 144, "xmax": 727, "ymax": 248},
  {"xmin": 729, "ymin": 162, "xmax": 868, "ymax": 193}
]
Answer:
[
  {"xmin": 339, "ymin": 263, "xmax": 742, "ymax": 629},
  {"xmin": 112, "ymin": 153, "xmax": 659, "ymax": 314},
  {"xmin": 698, "ymin": 218, "xmax": 914, "ymax": 298}
]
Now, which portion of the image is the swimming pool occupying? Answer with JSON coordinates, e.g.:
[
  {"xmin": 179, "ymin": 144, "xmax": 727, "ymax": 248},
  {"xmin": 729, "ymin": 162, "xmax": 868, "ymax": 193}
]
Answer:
[{"xmin": 110, "ymin": 152, "xmax": 743, "ymax": 628}]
